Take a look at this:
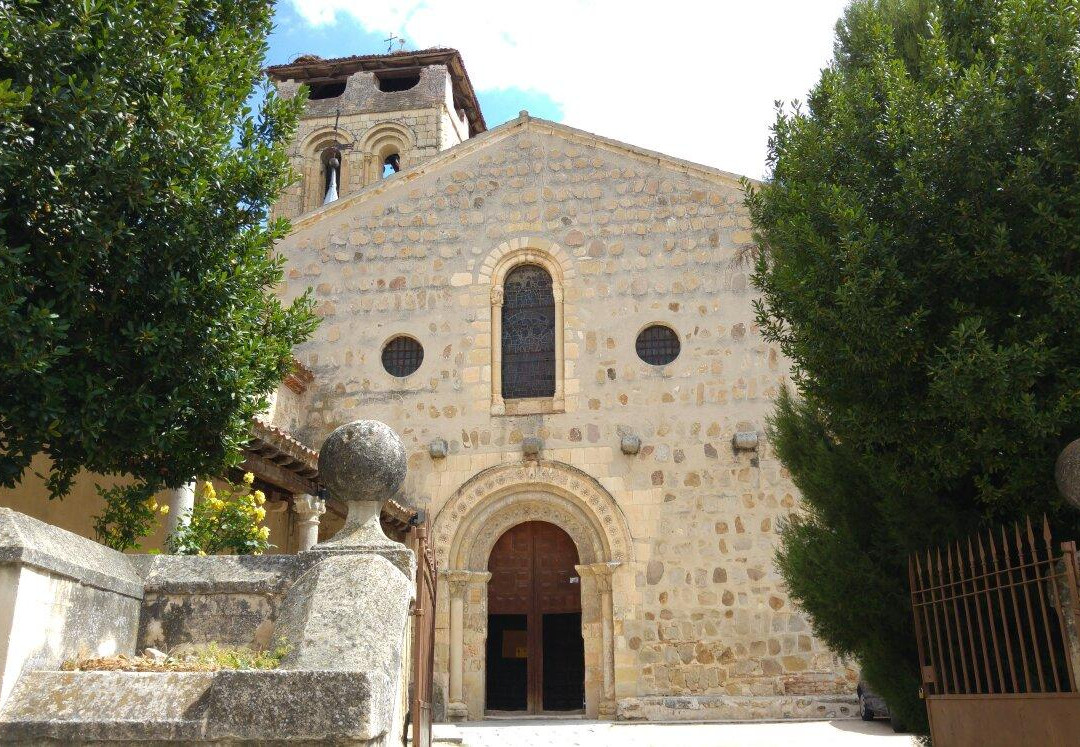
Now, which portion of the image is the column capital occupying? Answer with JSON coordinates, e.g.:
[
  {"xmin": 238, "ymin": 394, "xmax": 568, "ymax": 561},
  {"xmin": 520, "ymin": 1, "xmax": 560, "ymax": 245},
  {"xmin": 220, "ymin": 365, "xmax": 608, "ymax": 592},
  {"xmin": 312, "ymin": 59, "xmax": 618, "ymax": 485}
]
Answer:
[
  {"xmin": 490, "ymin": 286, "xmax": 504, "ymax": 306},
  {"xmin": 443, "ymin": 569, "xmax": 491, "ymax": 596},
  {"xmin": 292, "ymin": 493, "xmax": 326, "ymax": 519},
  {"xmin": 575, "ymin": 562, "xmax": 620, "ymax": 592}
]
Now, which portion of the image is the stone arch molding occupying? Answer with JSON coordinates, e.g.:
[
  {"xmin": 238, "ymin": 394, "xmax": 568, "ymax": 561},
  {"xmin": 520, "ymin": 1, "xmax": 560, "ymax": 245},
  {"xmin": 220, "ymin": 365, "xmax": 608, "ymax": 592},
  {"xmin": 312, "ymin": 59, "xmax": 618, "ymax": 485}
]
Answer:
[
  {"xmin": 300, "ymin": 125, "xmax": 356, "ymax": 155},
  {"xmin": 434, "ymin": 459, "xmax": 633, "ymax": 570},
  {"xmin": 477, "ymin": 236, "xmax": 575, "ymax": 288},
  {"xmin": 359, "ymin": 122, "xmax": 416, "ymax": 182},
  {"xmin": 359, "ymin": 121, "xmax": 415, "ymax": 154}
]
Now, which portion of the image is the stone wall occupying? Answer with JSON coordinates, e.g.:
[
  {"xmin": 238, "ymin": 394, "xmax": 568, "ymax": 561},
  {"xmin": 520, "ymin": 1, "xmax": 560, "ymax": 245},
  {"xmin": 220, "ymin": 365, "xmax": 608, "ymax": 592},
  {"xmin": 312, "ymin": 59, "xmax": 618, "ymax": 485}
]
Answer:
[
  {"xmin": 272, "ymin": 117, "xmax": 856, "ymax": 719},
  {"xmin": 132, "ymin": 555, "xmax": 299, "ymax": 652},
  {"xmin": 0, "ymin": 506, "xmax": 418, "ymax": 744},
  {"xmin": 0, "ymin": 509, "xmax": 143, "ymax": 709}
]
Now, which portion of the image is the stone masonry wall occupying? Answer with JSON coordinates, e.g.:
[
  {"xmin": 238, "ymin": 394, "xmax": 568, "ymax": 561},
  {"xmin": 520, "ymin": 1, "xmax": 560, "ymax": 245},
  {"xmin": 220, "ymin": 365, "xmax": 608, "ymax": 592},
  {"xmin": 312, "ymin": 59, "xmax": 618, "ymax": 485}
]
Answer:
[
  {"xmin": 273, "ymin": 65, "xmax": 468, "ymax": 221},
  {"xmin": 272, "ymin": 119, "xmax": 855, "ymax": 718}
]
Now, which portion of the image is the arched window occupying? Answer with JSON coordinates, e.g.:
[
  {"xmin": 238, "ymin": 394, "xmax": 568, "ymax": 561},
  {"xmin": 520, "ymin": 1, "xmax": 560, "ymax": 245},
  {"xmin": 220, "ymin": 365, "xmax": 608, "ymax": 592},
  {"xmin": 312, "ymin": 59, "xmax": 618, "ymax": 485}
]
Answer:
[
  {"xmin": 321, "ymin": 147, "xmax": 342, "ymax": 205},
  {"xmin": 382, "ymin": 153, "xmax": 400, "ymax": 179},
  {"xmin": 359, "ymin": 124, "xmax": 412, "ymax": 186},
  {"xmin": 501, "ymin": 264, "xmax": 555, "ymax": 400}
]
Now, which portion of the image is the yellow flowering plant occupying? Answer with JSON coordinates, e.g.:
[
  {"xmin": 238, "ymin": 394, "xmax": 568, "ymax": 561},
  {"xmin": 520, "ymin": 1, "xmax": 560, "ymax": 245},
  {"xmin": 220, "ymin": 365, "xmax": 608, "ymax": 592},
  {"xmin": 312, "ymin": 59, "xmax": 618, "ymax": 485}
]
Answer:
[{"xmin": 165, "ymin": 473, "xmax": 272, "ymax": 556}]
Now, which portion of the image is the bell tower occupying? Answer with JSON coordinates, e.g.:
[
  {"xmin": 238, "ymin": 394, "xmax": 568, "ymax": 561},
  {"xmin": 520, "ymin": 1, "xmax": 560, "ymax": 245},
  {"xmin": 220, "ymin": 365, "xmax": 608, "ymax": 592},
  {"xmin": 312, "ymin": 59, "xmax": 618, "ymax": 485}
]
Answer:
[{"xmin": 267, "ymin": 48, "xmax": 486, "ymax": 219}]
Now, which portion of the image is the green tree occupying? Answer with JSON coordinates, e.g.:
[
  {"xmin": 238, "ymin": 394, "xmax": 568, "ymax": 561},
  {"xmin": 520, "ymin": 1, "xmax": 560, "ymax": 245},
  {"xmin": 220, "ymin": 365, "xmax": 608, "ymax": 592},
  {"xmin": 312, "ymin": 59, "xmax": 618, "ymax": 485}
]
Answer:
[
  {"xmin": 0, "ymin": 0, "xmax": 316, "ymax": 537},
  {"xmin": 747, "ymin": 0, "xmax": 1080, "ymax": 732}
]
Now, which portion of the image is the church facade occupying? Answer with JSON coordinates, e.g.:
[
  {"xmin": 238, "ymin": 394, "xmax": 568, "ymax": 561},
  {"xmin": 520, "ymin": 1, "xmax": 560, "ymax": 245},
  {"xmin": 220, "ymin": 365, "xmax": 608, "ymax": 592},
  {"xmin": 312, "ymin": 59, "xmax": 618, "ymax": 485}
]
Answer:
[{"xmin": 265, "ymin": 49, "xmax": 856, "ymax": 721}]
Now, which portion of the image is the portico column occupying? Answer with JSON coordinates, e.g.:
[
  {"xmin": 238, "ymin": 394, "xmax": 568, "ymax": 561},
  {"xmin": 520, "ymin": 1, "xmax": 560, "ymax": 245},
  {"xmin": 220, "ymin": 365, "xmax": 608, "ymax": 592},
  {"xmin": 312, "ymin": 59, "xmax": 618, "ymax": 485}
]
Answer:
[
  {"xmin": 292, "ymin": 494, "xmax": 326, "ymax": 552},
  {"xmin": 163, "ymin": 480, "xmax": 196, "ymax": 539}
]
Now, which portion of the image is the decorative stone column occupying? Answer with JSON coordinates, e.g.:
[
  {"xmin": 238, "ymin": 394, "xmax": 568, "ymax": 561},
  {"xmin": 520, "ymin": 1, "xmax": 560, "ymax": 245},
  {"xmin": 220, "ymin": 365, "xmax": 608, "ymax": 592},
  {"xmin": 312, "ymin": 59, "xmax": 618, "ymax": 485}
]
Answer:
[
  {"xmin": 578, "ymin": 561, "xmax": 620, "ymax": 718},
  {"xmin": 552, "ymin": 284, "xmax": 565, "ymax": 409},
  {"xmin": 292, "ymin": 494, "xmax": 326, "ymax": 552},
  {"xmin": 163, "ymin": 480, "xmax": 196, "ymax": 539},
  {"xmin": 445, "ymin": 570, "xmax": 469, "ymax": 720},
  {"xmin": 444, "ymin": 569, "xmax": 491, "ymax": 721},
  {"xmin": 489, "ymin": 285, "xmax": 505, "ymax": 415}
]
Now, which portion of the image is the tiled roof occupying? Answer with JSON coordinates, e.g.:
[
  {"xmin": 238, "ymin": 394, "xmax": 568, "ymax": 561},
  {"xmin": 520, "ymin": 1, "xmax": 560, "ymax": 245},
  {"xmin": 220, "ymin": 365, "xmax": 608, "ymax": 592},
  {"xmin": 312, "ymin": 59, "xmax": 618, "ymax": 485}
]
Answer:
[
  {"xmin": 251, "ymin": 417, "xmax": 318, "ymax": 474},
  {"xmin": 247, "ymin": 418, "xmax": 418, "ymax": 527}
]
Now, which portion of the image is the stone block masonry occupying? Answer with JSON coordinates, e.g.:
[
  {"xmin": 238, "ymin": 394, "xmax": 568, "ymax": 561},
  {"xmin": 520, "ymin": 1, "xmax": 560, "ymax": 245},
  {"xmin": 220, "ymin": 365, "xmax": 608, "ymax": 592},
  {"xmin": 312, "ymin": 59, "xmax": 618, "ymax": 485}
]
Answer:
[{"xmin": 272, "ymin": 116, "xmax": 858, "ymax": 720}]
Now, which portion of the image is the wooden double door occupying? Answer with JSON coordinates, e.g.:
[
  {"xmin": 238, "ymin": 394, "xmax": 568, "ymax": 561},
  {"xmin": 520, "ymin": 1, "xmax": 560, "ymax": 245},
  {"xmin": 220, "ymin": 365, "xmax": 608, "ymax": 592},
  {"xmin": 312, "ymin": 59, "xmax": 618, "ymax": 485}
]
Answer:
[{"xmin": 486, "ymin": 521, "xmax": 584, "ymax": 713}]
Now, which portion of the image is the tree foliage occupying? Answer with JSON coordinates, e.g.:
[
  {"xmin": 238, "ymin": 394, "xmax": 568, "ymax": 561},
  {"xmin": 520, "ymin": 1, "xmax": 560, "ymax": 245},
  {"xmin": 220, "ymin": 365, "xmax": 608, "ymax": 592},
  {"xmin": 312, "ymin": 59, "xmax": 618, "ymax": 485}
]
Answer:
[
  {"xmin": 747, "ymin": 0, "xmax": 1080, "ymax": 732},
  {"xmin": 0, "ymin": 1, "xmax": 316, "ymax": 511}
]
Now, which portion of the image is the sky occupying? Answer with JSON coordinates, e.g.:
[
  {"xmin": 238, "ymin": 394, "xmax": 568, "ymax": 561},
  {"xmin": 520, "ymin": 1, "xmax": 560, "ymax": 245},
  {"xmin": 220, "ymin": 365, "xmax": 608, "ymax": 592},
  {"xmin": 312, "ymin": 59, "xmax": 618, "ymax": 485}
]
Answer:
[{"xmin": 268, "ymin": 1, "xmax": 852, "ymax": 179}]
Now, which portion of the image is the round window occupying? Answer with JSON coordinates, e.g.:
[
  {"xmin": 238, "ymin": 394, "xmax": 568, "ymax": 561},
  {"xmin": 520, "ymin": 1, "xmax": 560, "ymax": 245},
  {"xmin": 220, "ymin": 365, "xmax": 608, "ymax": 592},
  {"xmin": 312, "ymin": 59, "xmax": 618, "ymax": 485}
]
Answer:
[
  {"xmin": 636, "ymin": 325, "xmax": 681, "ymax": 366},
  {"xmin": 381, "ymin": 336, "xmax": 424, "ymax": 377}
]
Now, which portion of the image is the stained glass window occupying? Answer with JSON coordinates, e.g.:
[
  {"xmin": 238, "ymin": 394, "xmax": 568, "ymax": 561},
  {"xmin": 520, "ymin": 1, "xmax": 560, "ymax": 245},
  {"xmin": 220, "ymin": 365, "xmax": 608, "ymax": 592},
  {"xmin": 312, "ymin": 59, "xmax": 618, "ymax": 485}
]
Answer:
[
  {"xmin": 501, "ymin": 265, "xmax": 556, "ymax": 399},
  {"xmin": 636, "ymin": 325, "xmax": 680, "ymax": 365}
]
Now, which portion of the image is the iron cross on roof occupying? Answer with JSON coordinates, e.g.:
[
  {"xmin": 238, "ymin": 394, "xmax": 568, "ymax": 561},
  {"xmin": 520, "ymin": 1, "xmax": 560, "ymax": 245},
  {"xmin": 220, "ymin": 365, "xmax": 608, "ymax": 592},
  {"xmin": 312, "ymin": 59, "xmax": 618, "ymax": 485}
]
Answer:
[{"xmin": 384, "ymin": 34, "xmax": 406, "ymax": 53}]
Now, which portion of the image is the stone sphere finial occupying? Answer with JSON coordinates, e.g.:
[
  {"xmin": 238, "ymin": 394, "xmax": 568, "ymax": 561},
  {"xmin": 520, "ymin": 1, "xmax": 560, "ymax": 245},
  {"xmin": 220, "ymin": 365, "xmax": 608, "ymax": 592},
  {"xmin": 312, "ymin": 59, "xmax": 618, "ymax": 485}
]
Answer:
[
  {"xmin": 1055, "ymin": 438, "xmax": 1080, "ymax": 509},
  {"xmin": 318, "ymin": 420, "xmax": 406, "ymax": 504}
]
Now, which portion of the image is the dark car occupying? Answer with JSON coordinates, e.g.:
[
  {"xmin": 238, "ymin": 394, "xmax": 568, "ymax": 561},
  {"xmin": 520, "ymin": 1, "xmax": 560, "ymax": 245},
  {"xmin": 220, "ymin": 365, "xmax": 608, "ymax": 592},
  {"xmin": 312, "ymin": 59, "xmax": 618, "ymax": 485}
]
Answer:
[{"xmin": 857, "ymin": 681, "xmax": 907, "ymax": 732}]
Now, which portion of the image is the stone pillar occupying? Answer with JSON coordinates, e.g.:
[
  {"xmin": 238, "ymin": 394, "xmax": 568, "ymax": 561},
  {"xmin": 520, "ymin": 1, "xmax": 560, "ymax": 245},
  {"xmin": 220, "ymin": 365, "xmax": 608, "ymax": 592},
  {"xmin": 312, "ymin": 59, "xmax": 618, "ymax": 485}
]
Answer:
[
  {"xmin": 163, "ymin": 480, "xmax": 196, "ymax": 539},
  {"xmin": 578, "ymin": 561, "xmax": 620, "ymax": 718},
  {"xmin": 445, "ymin": 569, "xmax": 471, "ymax": 721},
  {"xmin": 292, "ymin": 494, "xmax": 326, "ymax": 552},
  {"xmin": 443, "ymin": 568, "xmax": 492, "ymax": 720}
]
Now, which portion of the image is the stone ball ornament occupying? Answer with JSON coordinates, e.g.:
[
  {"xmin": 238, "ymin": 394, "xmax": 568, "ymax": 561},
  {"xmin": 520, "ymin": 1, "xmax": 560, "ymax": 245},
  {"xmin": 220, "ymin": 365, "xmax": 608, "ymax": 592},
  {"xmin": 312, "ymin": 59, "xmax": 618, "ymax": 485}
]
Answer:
[
  {"xmin": 1055, "ymin": 437, "xmax": 1080, "ymax": 509},
  {"xmin": 318, "ymin": 420, "xmax": 406, "ymax": 504},
  {"xmin": 315, "ymin": 420, "xmax": 407, "ymax": 549}
]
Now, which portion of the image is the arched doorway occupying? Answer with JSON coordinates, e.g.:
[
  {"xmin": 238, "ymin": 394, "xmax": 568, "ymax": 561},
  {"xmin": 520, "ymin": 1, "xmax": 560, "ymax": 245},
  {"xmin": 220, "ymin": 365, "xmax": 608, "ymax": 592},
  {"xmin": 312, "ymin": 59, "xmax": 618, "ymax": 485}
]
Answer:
[
  {"xmin": 485, "ymin": 521, "xmax": 584, "ymax": 714},
  {"xmin": 433, "ymin": 461, "xmax": 633, "ymax": 720}
]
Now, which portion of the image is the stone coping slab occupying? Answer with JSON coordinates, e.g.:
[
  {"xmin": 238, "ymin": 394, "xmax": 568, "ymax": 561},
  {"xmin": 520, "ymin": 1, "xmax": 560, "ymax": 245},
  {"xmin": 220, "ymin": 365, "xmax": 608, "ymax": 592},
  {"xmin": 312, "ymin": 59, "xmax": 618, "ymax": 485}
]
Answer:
[
  {"xmin": 130, "ymin": 554, "xmax": 301, "ymax": 595},
  {"xmin": 0, "ymin": 669, "xmax": 391, "ymax": 744},
  {"xmin": 0, "ymin": 508, "xmax": 142, "ymax": 598}
]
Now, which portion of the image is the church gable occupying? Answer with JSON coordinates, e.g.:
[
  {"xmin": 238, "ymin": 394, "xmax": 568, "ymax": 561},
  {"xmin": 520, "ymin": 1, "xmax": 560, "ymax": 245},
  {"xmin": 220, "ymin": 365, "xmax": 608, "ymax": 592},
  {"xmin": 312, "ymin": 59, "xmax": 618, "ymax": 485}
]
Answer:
[{"xmin": 280, "ymin": 116, "xmax": 755, "ymax": 294}]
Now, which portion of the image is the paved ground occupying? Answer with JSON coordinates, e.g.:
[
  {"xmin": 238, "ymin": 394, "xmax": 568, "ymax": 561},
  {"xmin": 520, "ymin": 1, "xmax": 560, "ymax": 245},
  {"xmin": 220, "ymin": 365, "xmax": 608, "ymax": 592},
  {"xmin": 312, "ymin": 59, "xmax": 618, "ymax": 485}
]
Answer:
[{"xmin": 435, "ymin": 718, "xmax": 917, "ymax": 747}]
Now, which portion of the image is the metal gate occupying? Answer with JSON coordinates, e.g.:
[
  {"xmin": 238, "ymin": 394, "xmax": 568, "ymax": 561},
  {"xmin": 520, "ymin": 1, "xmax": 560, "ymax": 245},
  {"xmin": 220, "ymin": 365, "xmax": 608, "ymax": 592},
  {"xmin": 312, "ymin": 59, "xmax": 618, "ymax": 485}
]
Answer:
[
  {"xmin": 410, "ymin": 520, "xmax": 437, "ymax": 747},
  {"xmin": 908, "ymin": 516, "xmax": 1080, "ymax": 746}
]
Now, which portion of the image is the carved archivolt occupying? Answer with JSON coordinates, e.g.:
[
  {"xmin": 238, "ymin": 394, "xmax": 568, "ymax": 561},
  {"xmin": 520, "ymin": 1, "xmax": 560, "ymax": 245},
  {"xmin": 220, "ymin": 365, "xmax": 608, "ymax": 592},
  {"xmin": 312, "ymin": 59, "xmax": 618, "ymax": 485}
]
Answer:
[{"xmin": 433, "ymin": 460, "xmax": 633, "ymax": 570}]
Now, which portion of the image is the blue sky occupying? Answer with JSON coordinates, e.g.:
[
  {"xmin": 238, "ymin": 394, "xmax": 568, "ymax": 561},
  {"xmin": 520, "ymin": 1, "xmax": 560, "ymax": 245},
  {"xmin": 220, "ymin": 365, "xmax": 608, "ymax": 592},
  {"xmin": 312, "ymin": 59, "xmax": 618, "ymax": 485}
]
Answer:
[
  {"xmin": 267, "ymin": 3, "xmax": 562, "ymax": 130},
  {"xmin": 268, "ymin": 1, "xmax": 852, "ymax": 178}
]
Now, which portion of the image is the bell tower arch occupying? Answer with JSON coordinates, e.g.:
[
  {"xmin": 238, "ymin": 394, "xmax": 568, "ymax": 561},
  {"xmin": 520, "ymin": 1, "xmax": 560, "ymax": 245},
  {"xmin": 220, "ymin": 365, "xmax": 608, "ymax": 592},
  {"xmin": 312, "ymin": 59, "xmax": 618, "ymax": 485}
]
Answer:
[{"xmin": 267, "ymin": 48, "xmax": 487, "ymax": 219}]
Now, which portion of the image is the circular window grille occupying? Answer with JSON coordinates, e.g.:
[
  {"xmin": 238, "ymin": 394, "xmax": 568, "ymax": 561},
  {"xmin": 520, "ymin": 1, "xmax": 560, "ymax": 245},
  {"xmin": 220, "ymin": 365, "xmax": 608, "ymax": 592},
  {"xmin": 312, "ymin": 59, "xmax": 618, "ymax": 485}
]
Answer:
[
  {"xmin": 381, "ymin": 336, "xmax": 424, "ymax": 377},
  {"xmin": 636, "ymin": 325, "xmax": 681, "ymax": 366}
]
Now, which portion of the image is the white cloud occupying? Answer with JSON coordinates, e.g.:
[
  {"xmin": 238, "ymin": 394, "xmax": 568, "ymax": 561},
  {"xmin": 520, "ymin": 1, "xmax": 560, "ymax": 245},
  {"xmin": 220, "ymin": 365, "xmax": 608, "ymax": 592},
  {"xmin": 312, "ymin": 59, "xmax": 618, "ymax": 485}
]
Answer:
[{"xmin": 287, "ymin": 0, "xmax": 849, "ymax": 178}]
